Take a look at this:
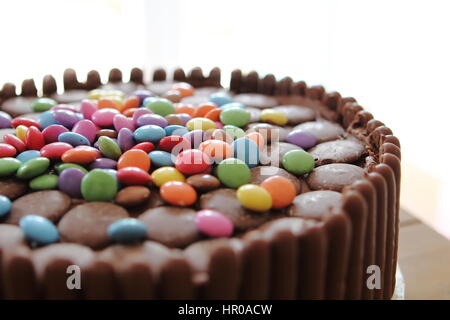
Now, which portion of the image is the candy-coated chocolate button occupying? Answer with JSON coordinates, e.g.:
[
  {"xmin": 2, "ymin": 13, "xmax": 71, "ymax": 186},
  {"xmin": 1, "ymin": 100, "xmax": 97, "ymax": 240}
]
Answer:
[
  {"xmin": 37, "ymin": 110, "xmax": 56, "ymax": 129},
  {"xmin": 171, "ymin": 82, "xmax": 195, "ymax": 97},
  {"xmin": 115, "ymin": 186, "xmax": 150, "ymax": 207},
  {"xmin": 136, "ymin": 113, "xmax": 168, "ymax": 128},
  {"xmin": 58, "ymin": 168, "xmax": 85, "ymax": 198},
  {"xmin": 116, "ymin": 167, "xmax": 151, "ymax": 185},
  {"xmin": 195, "ymin": 209, "xmax": 233, "ymax": 237},
  {"xmin": 219, "ymin": 107, "xmax": 250, "ymax": 127},
  {"xmin": 232, "ymin": 137, "xmax": 260, "ymax": 168},
  {"xmin": 16, "ymin": 157, "xmax": 50, "ymax": 179},
  {"xmin": 15, "ymin": 125, "xmax": 28, "ymax": 141},
  {"xmin": 132, "ymin": 142, "xmax": 155, "ymax": 153},
  {"xmin": 186, "ymin": 174, "xmax": 221, "ymax": 192},
  {"xmin": 0, "ymin": 143, "xmax": 17, "ymax": 157},
  {"xmin": 236, "ymin": 184, "xmax": 272, "ymax": 212},
  {"xmin": 97, "ymin": 136, "xmax": 122, "ymax": 160},
  {"xmin": 282, "ymin": 149, "xmax": 315, "ymax": 175},
  {"xmin": 151, "ymin": 167, "xmax": 185, "ymax": 187},
  {"xmin": 164, "ymin": 124, "xmax": 188, "ymax": 136},
  {"xmin": 0, "ymin": 157, "xmax": 22, "ymax": 177},
  {"xmin": 25, "ymin": 126, "xmax": 45, "ymax": 150},
  {"xmin": 133, "ymin": 125, "xmax": 166, "ymax": 143},
  {"xmin": 58, "ymin": 132, "xmax": 91, "ymax": 147},
  {"xmin": 81, "ymin": 169, "xmax": 118, "ymax": 201},
  {"xmin": 185, "ymin": 117, "xmax": 216, "ymax": 131},
  {"xmin": 175, "ymin": 149, "xmax": 211, "ymax": 175},
  {"xmin": 3, "ymin": 134, "xmax": 26, "ymax": 153},
  {"xmin": 260, "ymin": 109, "xmax": 288, "ymax": 126},
  {"xmin": 42, "ymin": 124, "xmax": 69, "ymax": 144},
  {"xmin": 223, "ymin": 125, "xmax": 245, "ymax": 139},
  {"xmin": 160, "ymin": 181, "xmax": 197, "ymax": 207},
  {"xmin": 31, "ymin": 97, "xmax": 57, "ymax": 112},
  {"xmin": 144, "ymin": 97, "xmax": 175, "ymax": 116},
  {"xmin": 91, "ymin": 108, "xmax": 120, "ymax": 127},
  {"xmin": 117, "ymin": 149, "xmax": 150, "ymax": 171},
  {"xmin": 209, "ymin": 92, "xmax": 233, "ymax": 106},
  {"xmin": 53, "ymin": 109, "xmax": 80, "ymax": 128},
  {"xmin": 286, "ymin": 129, "xmax": 317, "ymax": 149},
  {"xmin": 0, "ymin": 195, "xmax": 12, "ymax": 217},
  {"xmin": 0, "ymin": 111, "xmax": 12, "ymax": 129},
  {"xmin": 55, "ymin": 162, "xmax": 88, "ymax": 174},
  {"xmin": 61, "ymin": 146, "xmax": 100, "ymax": 164},
  {"xmin": 198, "ymin": 139, "xmax": 233, "ymax": 163},
  {"xmin": 89, "ymin": 158, "xmax": 117, "ymax": 170},
  {"xmin": 29, "ymin": 174, "xmax": 58, "ymax": 190},
  {"xmin": 11, "ymin": 117, "xmax": 41, "ymax": 129},
  {"xmin": 216, "ymin": 158, "xmax": 251, "ymax": 188},
  {"xmin": 72, "ymin": 119, "xmax": 97, "ymax": 143},
  {"xmin": 107, "ymin": 218, "xmax": 148, "ymax": 244},
  {"xmin": 149, "ymin": 150, "xmax": 174, "ymax": 167},
  {"xmin": 19, "ymin": 215, "xmax": 59, "ymax": 246},
  {"xmin": 40, "ymin": 142, "xmax": 73, "ymax": 160},
  {"xmin": 16, "ymin": 150, "xmax": 40, "ymax": 163},
  {"xmin": 260, "ymin": 175, "xmax": 296, "ymax": 208}
]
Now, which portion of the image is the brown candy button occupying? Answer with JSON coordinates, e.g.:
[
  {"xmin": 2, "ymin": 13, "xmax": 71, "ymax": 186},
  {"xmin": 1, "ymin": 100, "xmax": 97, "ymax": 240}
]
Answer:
[
  {"xmin": 128, "ymin": 188, "xmax": 165, "ymax": 216},
  {"xmin": 288, "ymin": 190, "xmax": 342, "ymax": 220},
  {"xmin": 115, "ymin": 186, "xmax": 151, "ymax": 207},
  {"xmin": 250, "ymin": 166, "xmax": 301, "ymax": 194},
  {"xmin": 259, "ymin": 142, "xmax": 302, "ymax": 167},
  {"xmin": 138, "ymin": 206, "xmax": 200, "ymax": 248},
  {"xmin": 234, "ymin": 93, "xmax": 277, "ymax": 109},
  {"xmin": 0, "ymin": 97, "xmax": 35, "ymax": 117},
  {"xmin": 51, "ymin": 90, "xmax": 87, "ymax": 104},
  {"xmin": 5, "ymin": 191, "xmax": 71, "ymax": 225},
  {"xmin": 186, "ymin": 174, "xmax": 221, "ymax": 192},
  {"xmin": 200, "ymin": 188, "xmax": 271, "ymax": 230},
  {"xmin": 147, "ymin": 81, "xmax": 175, "ymax": 96},
  {"xmin": 309, "ymin": 139, "xmax": 366, "ymax": 166},
  {"xmin": 0, "ymin": 178, "xmax": 28, "ymax": 199},
  {"xmin": 165, "ymin": 114, "xmax": 183, "ymax": 126},
  {"xmin": 306, "ymin": 163, "xmax": 364, "ymax": 192},
  {"xmin": 247, "ymin": 123, "xmax": 289, "ymax": 143},
  {"xmin": 273, "ymin": 105, "xmax": 316, "ymax": 124},
  {"xmin": 58, "ymin": 202, "xmax": 129, "ymax": 249},
  {"xmin": 294, "ymin": 120, "xmax": 345, "ymax": 143},
  {"xmin": 0, "ymin": 129, "xmax": 16, "ymax": 143},
  {"xmin": 96, "ymin": 129, "xmax": 117, "ymax": 139}
]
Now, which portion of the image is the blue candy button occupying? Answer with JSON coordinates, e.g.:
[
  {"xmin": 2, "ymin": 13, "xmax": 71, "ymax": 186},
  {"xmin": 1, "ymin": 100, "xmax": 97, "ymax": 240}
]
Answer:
[
  {"xmin": 16, "ymin": 150, "xmax": 41, "ymax": 163},
  {"xmin": 58, "ymin": 132, "xmax": 91, "ymax": 147},
  {"xmin": 19, "ymin": 215, "xmax": 59, "ymax": 246},
  {"xmin": 149, "ymin": 150, "xmax": 174, "ymax": 167},
  {"xmin": 134, "ymin": 125, "xmax": 166, "ymax": 143},
  {"xmin": 107, "ymin": 218, "xmax": 148, "ymax": 243},
  {"xmin": 0, "ymin": 195, "xmax": 12, "ymax": 218},
  {"xmin": 232, "ymin": 137, "xmax": 260, "ymax": 168}
]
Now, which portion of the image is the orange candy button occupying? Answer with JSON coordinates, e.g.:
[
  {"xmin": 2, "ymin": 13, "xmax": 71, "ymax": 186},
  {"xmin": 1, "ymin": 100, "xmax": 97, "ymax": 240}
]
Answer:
[
  {"xmin": 198, "ymin": 140, "xmax": 233, "ymax": 163},
  {"xmin": 260, "ymin": 175, "xmax": 296, "ymax": 209},
  {"xmin": 121, "ymin": 96, "xmax": 140, "ymax": 112},
  {"xmin": 205, "ymin": 108, "xmax": 222, "ymax": 122},
  {"xmin": 244, "ymin": 132, "xmax": 265, "ymax": 149},
  {"xmin": 175, "ymin": 103, "xmax": 196, "ymax": 117},
  {"xmin": 98, "ymin": 97, "xmax": 121, "ymax": 110},
  {"xmin": 117, "ymin": 149, "xmax": 151, "ymax": 171},
  {"xmin": 160, "ymin": 181, "xmax": 197, "ymax": 206},
  {"xmin": 122, "ymin": 107, "xmax": 138, "ymax": 117},
  {"xmin": 195, "ymin": 102, "xmax": 218, "ymax": 118},
  {"xmin": 171, "ymin": 82, "xmax": 195, "ymax": 97},
  {"xmin": 61, "ymin": 146, "xmax": 101, "ymax": 164}
]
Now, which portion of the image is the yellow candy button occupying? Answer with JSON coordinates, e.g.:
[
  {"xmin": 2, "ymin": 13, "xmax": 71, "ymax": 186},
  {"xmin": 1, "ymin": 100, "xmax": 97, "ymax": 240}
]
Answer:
[
  {"xmin": 151, "ymin": 166, "xmax": 185, "ymax": 187},
  {"xmin": 186, "ymin": 117, "xmax": 216, "ymax": 131},
  {"xmin": 16, "ymin": 125, "xmax": 28, "ymax": 142},
  {"xmin": 259, "ymin": 109, "xmax": 288, "ymax": 126},
  {"xmin": 236, "ymin": 184, "xmax": 272, "ymax": 212}
]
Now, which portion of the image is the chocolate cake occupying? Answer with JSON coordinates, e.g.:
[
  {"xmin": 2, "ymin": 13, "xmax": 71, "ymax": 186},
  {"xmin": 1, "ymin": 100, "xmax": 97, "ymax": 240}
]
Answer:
[{"xmin": 0, "ymin": 67, "xmax": 401, "ymax": 300}]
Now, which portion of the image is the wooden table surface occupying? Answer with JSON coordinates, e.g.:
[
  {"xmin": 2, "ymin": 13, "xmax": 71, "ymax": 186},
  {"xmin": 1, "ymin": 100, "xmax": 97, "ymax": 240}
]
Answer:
[{"xmin": 399, "ymin": 208, "xmax": 450, "ymax": 299}]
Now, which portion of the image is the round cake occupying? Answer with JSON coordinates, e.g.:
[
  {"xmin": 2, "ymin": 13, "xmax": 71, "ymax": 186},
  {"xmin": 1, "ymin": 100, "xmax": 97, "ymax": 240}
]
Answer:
[{"xmin": 0, "ymin": 67, "xmax": 401, "ymax": 300}]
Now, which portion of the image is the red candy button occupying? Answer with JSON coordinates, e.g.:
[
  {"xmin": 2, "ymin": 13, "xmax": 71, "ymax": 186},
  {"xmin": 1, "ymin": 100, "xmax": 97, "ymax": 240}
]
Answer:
[
  {"xmin": 42, "ymin": 125, "xmax": 69, "ymax": 144},
  {"xmin": 131, "ymin": 142, "xmax": 155, "ymax": 153},
  {"xmin": 3, "ymin": 134, "xmax": 26, "ymax": 153},
  {"xmin": 117, "ymin": 167, "xmax": 151, "ymax": 185},
  {"xmin": 40, "ymin": 142, "xmax": 74, "ymax": 160},
  {"xmin": 158, "ymin": 136, "xmax": 190, "ymax": 153},
  {"xmin": 175, "ymin": 149, "xmax": 212, "ymax": 175},
  {"xmin": 0, "ymin": 143, "xmax": 17, "ymax": 157},
  {"xmin": 10, "ymin": 118, "xmax": 41, "ymax": 129},
  {"xmin": 25, "ymin": 126, "xmax": 45, "ymax": 150}
]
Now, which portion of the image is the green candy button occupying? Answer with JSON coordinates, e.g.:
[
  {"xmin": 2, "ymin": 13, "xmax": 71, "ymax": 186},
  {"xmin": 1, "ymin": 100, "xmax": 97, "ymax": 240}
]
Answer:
[
  {"xmin": 0, "ymin": 158, "xmax": 22, "ymax": 177},
  {"xmin": 81, "ymin": 169, "xmax": 118, "ymax": 202},
  {"xmin": 223, "ymin": 125, "xmax": 245, "ymax": 139},
  {"xmin": 220, "ymin": 107, "xmax": 250, "ymax": 127},
  {"xmin": 282, "ymin": 150, "xmax": 315, "ymax": 175},
  {"xmin": 144, "ymin": 98, "xmax": 175, "ymax": 116},
  {"xmin": 98, "ymin": 136, "xmax": 122, "ymax": 160},
  {"xmin": 31, "ymin": 97, "xmax": 57, "ymax": 112},
  {"xmin": 216, "ymin": 158, "xmax": 251, "ymax": 188},
  {"xmin": 55, "ymin": 163, "xmax": 88, "ymax": 174},
  {"xmin": 16, "ymin": 157, "xmax": 50, "ymax": 180},
  {"xmin": 29, "ymin": 174, "xmax": 58, "ymax": 190}
]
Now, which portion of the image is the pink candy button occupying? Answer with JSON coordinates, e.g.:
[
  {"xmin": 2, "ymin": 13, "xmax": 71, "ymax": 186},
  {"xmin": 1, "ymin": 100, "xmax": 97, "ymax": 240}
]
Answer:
[
  {"xmin": 91, "ymin": 108, "xmax": 120, "ymax": 127},
  {"xmin": 80, "ymin": 99, "xmax": 97, "ymax": 120},
  {"xmin": 132, "ymin": 108, "xmax": 153, "ymax": 125},
  {"xmin": 72, "ymin": 119, "xmax": 97, "ymax": 143},
  {"xmin": 195, "ymin": 209, "xmax": 234, "ymax": 238},
  {"xmin": 113, "ymin": 114, "xmax": 135, "ymax": 132}
]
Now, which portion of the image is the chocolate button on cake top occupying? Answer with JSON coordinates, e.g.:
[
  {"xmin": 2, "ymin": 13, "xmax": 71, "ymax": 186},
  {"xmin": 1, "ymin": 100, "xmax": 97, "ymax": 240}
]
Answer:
[
  {"xmin": 200, "ymin": 188, "xmax": 271, "ymax": 230},
  {"xmin": 247, "ymin": 123, "xmax": 290, "ymax": 142},
  {"xmin": 0, "ymin": 178, "xmax": 28, "ymax": 199},
  {"xmin": 52, "ymin": 90, "xmax": 87, "ymax": 104},
  {"xmin": 234, "ymin": 93, "xmax": 278, "ymax": 109},
  {"xmin": 306, "ymin": 163, "xmax": 365, "ymax": 192},
  {"xmin": 309, "ymin": 139, "xmax": 366, "ymax": 166},
  {"xmin": 58, "ymin": 202, "xmax": 129, "ymax": 249},
  {"xmin": 4, "ymin": 191, "xmax": 71, "ymax": 225},
  {"xmin": 138, "ymin": 206, "xmax": 200, "ymax": 248},
  {"xmin": 250, "ymin": 166, "xmax": 302, "ymax": 194},
  {"xmin": 294, "ymin": 120, "xmax": 345, "ymax": 143},
  {"xmin": 273, "ymin": 105, "xmax": 316, "ymax": 124},
  {"xmin": 288, "ymin": 190, "xmax": 342, "ymax": 220}
]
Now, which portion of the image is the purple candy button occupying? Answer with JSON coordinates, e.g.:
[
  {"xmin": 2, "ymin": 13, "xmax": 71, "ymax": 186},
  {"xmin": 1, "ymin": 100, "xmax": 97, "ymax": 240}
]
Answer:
[
  {"xmin": 58, "ymin": 168, "xmax": 85, "ymax": 198},
  {"xmin": 286, "ymin": 129, "xmax": 317, "ymax": 149},
  {"xmin": 132, "ymin": 90, "xmax": 154, "ymax": 104},
  {"xmin": 183, "ymin": 129, "xmax": 205, "ymax": 148},
  {"xmin": 89, "ymin": 158, "xmax": 118, "ymax": 170},
  {"xmin": 136, "ymin": 114, "xmax": 168, "ymax": 128},
  {"xmin": 117, "ymin": 128, "xmax": 135, "ymax": 152},
  {"xmin": 0, "ymin": 111, "xmax": 12, "ymax": 129},
  {"xmin": 53, "ymin": 109, "xmax": 80, "ymax": 128}
]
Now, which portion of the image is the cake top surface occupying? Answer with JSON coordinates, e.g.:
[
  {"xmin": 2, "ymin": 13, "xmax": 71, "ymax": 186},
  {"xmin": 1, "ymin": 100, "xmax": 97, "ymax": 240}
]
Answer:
[{"xmin": 0, "ymin": 73, "xmax": 370, "ymax": 252}]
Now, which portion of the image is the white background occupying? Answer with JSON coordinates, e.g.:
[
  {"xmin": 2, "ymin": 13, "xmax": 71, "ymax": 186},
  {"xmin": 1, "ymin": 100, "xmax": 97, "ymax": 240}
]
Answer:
[{"xmin": 1, "ymin": 0, "xmax": 449, "ymax": 236}]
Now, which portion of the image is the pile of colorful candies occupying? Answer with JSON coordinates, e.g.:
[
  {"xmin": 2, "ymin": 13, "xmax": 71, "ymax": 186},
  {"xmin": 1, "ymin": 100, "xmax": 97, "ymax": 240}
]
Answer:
[{"xmin": 0, "ymin": 82, "xmax": 319, "ymax": 246}]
